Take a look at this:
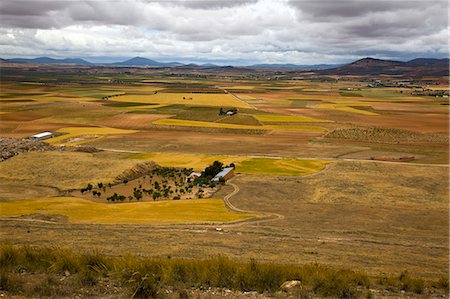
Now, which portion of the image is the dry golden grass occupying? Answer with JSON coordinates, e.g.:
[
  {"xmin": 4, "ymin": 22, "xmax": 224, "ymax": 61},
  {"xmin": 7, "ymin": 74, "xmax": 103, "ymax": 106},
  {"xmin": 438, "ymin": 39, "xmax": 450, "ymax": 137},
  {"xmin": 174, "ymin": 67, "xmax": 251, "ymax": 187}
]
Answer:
[
  {"xmin": 0, "ymin": 197, "xmax": 251, "ymax": 224},
  {"xmin": 0, "ymin": 151, "xmax": 141, "ymax": 192}
]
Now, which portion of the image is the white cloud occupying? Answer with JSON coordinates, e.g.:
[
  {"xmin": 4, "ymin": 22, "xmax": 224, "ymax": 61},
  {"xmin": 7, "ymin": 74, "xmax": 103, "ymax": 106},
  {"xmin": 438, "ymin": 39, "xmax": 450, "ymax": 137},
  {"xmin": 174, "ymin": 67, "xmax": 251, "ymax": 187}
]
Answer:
[{"xmin": 0, "ymin": 0, "xmax": 447, "ymax": 64}]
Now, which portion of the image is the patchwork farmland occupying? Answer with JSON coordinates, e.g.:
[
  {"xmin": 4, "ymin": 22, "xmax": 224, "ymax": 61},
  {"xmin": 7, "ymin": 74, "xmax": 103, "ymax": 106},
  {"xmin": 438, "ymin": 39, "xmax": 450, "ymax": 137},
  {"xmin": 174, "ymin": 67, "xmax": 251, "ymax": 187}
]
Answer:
[{"xmin": 0, "ymin": 63, "xmax": 448, "ymax": 298}]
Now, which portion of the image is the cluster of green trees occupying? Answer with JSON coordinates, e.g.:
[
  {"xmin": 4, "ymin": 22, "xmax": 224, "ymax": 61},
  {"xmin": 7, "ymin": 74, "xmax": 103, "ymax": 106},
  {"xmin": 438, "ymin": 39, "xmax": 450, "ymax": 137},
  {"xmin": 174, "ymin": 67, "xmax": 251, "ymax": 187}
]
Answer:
[
  {"xmin": 101, "ymin": 93, "xmax": 124, "ymax": 100},
  {"xmin": 198, "ymin": 160, "xmax": 234, "ymax": 184},
  {"xmin": 106, "ymin": 193, "xmax": 126, "ymax": 202},
  {"xmin": 79, "ymin": 164, "xmax": 230, "ymax": 203}
]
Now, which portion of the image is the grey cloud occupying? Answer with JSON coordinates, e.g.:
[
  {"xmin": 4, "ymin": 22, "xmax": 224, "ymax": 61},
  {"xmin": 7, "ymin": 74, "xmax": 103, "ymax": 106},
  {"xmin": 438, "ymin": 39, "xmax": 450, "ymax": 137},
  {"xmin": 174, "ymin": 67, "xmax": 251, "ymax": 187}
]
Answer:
[
  {"xmin": 289, "ymin": 0, "xmax": 439, "ymax": 19},
  {"xmin": 0, "ymin": 0, "xmax": 69, "ymax": 16},
  {"xmin": 167, "ymin": 0, "xmax": 258, "ymax": 9},
  {"xmin": 0, "ymin": 0, "xmax": 448, "ymax": 64}
]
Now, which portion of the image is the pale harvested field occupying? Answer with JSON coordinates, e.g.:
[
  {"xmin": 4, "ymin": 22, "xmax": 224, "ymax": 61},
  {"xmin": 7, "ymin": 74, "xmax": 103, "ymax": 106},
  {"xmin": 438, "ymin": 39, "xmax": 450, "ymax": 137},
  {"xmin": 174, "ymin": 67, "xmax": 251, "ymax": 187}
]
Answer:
[
  {"xmin": 1, "ymin": 161, "xmax": 447, "ymax": 279},
  {"xmin": 89, "ymin": 129, "xmax": 353, "ymax": 158}
]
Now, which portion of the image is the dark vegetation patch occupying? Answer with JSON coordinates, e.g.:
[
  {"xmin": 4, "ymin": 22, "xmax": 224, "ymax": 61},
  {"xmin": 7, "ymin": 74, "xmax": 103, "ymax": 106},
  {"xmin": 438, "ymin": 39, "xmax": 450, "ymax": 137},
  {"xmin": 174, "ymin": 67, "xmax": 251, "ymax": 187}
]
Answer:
[
  {"xmin": 289, "ymin": 99, "xmax": 322, "ymax": 107},
  {"xmin": 0, "ymin": 137, "xmax": 60, "ymax": 162},
  {"xmin": 216, "ymin": 114, "xmax": 262, "ymax": 126},
  {"xmin": 127, "ymin": 105, "xmax": 268, "ymax": 123},
  {"xmin": 159, "ymin": 88, "xmax": 225, "ymax": 93},
  {"xmin": 339, "ymin": 91, "xmax": 363, "ymax": 97},
  {"xmin": 1, "ymin": 245, "xmax": 446, "ymax": 298}
]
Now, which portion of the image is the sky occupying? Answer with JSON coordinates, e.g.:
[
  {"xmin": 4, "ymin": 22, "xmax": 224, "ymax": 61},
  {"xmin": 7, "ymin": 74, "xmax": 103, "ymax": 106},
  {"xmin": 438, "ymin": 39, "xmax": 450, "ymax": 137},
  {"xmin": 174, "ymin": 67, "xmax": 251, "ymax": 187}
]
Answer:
[{"xmin": 0, "ymin": 0, "xmax": 448, "ymax": 65}]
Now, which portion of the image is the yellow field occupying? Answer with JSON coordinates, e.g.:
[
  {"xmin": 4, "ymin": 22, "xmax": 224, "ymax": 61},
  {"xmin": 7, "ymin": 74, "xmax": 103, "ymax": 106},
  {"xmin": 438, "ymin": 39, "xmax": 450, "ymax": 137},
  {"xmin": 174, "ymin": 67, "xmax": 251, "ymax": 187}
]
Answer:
[
  {"xmin": 47, "ymin": 126, "xmax": 138, "ymax": 146},
  {"xmin": 109, "ymin": 93, "xmax": 252, "ymax": 108},
  {"xmin": 254, "ymin": 114, "xmax": 330, "ymax": 123},
  {"xmin": 317, "ymin": 103, "xmax": 378, "ymax": 115},
  {"xmin": 35, "ymin": 95, "xmax": 98, "ymax": 102},
  {"xmin": 0, "ymin": 197, "xmax": 252, "ymax": 224},
  {"xmin": 237, "ymin": 158, "xmax": 329, "ymax": 176},
  {"xmin": 128, "ymin": 152, "xmax": 330, "ymax": 175},
  {"xmin": 153, "ymin": 118, "xmax": 327, "ymax": 131},
  {"xmin": 235, "ymin": 94, "xmax": 259, "ymax": 100}
]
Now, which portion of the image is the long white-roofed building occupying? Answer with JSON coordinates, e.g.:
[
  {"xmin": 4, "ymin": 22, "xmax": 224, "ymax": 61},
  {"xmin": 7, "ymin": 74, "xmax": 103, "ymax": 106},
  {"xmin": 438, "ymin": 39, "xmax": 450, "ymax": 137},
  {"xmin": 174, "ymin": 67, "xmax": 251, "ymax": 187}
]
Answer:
[{"xmin": 29, "ymin": 132, "xmax": 53, "ymax": 141}]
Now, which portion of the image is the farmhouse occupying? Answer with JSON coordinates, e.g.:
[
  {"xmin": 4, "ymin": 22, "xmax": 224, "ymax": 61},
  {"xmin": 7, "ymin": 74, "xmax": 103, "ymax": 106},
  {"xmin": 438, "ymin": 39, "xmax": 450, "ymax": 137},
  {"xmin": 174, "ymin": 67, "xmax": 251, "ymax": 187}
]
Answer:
[
  {"xmin": 28, "ymin": 132, "xmax": 53, "ymax": 141},
  {"xmin": 211, "ymin": 167, "xmax": 234, "ymax": 182},
  {"xmin": 226, "ymin": 108, "xmax": 238, "ymax": 115},
  {"xmin": 187, "ymin": 171, "xmax": 202, "ymax": 182}
]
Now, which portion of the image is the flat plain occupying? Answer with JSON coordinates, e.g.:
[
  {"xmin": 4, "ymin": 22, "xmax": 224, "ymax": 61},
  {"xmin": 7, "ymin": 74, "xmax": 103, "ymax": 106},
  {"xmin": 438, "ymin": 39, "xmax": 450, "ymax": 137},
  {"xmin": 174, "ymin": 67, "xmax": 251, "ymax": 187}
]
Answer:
[{"xmin": 0, "ymin": 64, "xmax": 448, "ymax": 297}]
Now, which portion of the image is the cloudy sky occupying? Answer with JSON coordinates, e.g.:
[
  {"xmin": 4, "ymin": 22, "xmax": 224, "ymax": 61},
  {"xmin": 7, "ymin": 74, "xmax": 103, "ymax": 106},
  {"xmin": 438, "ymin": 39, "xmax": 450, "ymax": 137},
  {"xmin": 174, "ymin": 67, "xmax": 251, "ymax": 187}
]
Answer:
[{"xmin": 0, "ymin": 0, "xmax": 448, "ymax": 65}]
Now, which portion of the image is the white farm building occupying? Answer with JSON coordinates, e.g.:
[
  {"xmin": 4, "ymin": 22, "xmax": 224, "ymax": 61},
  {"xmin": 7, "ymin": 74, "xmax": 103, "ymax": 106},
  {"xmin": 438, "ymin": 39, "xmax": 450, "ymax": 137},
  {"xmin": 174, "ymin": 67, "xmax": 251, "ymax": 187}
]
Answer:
[
  {"xmin": 29, "ymin": 132, "xmax": 53, "ymax": 141},
  {"xmin": 211, "ymin": 167, "xmax": 235, "ymax": 182}
]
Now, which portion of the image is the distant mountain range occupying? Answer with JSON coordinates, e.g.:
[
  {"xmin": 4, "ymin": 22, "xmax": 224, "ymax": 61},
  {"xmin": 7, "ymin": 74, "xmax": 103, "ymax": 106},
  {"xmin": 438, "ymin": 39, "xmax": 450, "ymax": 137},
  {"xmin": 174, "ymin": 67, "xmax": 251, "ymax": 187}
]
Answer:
[
  {"xmin": 318, "ymin": 57, "xmax": 449, "ymax": 76},
  {"xmin": 1, "ymin": 56, "xmax": 449, "ymax": 75},
  {"xmin": 113, "ymin": 56, "xmax": 184, "ymax": 67}
]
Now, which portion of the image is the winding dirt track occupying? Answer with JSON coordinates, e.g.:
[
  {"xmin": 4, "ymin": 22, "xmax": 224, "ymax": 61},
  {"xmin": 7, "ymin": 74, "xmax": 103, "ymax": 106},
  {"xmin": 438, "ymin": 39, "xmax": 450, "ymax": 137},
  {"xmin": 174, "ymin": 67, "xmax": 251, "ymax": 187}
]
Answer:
[{"xmin": 220, "ymin": 178, "xmax": 285, "ymax": 227}]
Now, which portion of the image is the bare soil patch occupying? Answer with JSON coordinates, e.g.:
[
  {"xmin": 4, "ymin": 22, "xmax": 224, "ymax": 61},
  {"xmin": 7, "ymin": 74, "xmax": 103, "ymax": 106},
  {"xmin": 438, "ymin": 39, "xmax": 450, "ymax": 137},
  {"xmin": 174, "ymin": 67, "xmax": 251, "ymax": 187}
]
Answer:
[{"xmin": 93, "ymin": 113, "xmax": 169, "ymax": 129}]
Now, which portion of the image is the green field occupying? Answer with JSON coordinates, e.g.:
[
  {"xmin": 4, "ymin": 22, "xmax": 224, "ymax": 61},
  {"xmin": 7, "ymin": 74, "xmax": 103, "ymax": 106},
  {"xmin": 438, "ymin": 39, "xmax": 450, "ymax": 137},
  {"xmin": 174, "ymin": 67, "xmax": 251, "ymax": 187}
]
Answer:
[
  {"xmin": 237, "ymin": 158, "xmax": 329, "ymax": 176},
  {"xmin": 0, "ymin": 197, "xmax": 252, "ymax": 224},
  {"xmin": 127, "ymin": 152, "xmax": 330, "ymax": 175}
]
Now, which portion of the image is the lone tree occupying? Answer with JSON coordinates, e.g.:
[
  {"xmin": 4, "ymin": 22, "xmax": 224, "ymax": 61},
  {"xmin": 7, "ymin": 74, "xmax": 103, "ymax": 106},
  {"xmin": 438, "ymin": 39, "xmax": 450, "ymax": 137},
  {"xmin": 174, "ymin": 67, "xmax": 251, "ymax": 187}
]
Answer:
[{"xmin": 134, "ymin": 189, "xmax": 143, "ymax": 201}]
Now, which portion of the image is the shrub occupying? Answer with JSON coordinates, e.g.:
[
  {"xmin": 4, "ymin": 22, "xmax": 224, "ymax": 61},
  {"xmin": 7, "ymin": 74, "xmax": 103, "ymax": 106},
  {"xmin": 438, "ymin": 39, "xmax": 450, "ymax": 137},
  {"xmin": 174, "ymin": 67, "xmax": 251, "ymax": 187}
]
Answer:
[
  {"xmin": 399, "ymin": 271, "xmax": 425, "ymax": 294},
  {"xmin": 129, "ymin": 273, "xmax": 161, "ymax": 299},
  {"xmin": 0, "ymin": 269, "xmax": 23, "ymax": 292}
]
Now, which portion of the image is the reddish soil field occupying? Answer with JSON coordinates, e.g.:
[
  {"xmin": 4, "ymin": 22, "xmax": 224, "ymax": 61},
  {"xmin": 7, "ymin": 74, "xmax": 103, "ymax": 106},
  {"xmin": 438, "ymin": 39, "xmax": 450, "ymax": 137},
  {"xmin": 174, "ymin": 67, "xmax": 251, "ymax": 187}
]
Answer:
[
  {"xmin": 349, "ymin": 113, "xmax": 449, "ymax": 133},
  {"xmin": 94, "ymin": 113, "xmax": 170, "ymax": 129}
]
